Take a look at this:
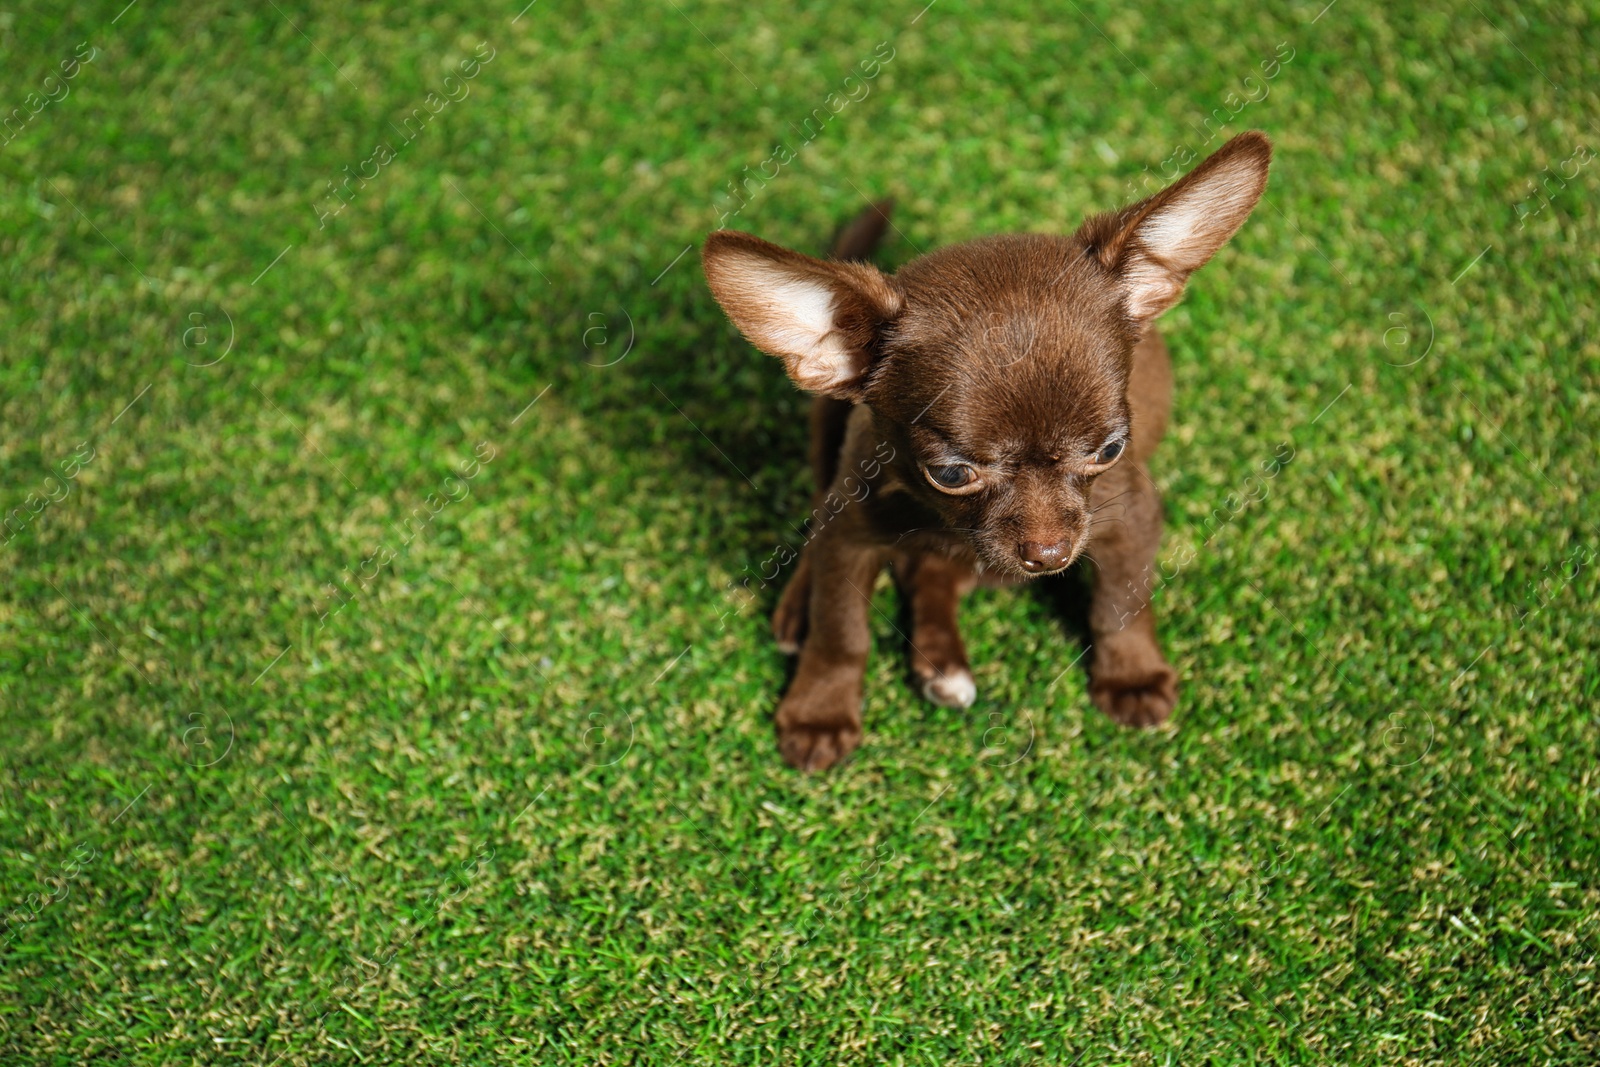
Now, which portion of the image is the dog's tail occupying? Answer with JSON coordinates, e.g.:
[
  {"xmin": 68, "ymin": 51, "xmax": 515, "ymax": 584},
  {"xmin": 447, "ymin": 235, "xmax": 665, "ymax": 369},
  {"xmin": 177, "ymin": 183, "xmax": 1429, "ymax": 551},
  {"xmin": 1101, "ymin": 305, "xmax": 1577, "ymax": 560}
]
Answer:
[{"xmin": 830, "ymin": 198, "xmax": 895, "ymax": 262}]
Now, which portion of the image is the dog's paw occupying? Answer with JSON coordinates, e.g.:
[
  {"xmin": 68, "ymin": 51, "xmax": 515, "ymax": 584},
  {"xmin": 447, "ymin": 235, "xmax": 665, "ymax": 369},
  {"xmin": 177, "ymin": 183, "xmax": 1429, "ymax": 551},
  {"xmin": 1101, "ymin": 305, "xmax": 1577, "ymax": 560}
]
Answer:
[
  {"xmin": 1090, "ymin": 666, "xmax": 1178, "ymax": 728},
  {"xmin": 920, "ymin": 668, "xmax": 977, "ymax": 709},
  {"xmin": 776, "ymin": 662, "xmax": 864, "ymax": 771},
  {"xmin": 777, "ymin": 720, "xmax": 862, "ymax": 771}
]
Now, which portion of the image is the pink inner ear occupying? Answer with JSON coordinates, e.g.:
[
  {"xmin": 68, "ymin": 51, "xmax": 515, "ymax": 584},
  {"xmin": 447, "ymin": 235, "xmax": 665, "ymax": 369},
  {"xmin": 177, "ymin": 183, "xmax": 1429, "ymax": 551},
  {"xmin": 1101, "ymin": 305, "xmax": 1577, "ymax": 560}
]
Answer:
[
  {"xmin": 702, "ymin": 232, "xmax": 901, "ymax": 397},
  {"xmin": 1140, "ymin": 163, "xmax": 1268, "ymax": 271},
  {"xmin": 1120, "ymin": 250, "xmax": 1188, "ymax": 323},
  {"xmin": 1116, "ymin": 146, "xmax": 1270, "ymax": 322},
  {"xmin": 736, "ymin": 267, "xmax": 863, "ymax": 391}
]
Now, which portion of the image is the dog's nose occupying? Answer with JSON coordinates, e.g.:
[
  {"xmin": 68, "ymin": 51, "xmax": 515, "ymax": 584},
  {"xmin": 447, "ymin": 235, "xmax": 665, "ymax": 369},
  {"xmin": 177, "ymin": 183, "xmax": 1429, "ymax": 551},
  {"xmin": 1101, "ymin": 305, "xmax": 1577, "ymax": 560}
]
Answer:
[{"xmin": 1017, "ymin": 540, "xmax": 1071, "ymax": 573}]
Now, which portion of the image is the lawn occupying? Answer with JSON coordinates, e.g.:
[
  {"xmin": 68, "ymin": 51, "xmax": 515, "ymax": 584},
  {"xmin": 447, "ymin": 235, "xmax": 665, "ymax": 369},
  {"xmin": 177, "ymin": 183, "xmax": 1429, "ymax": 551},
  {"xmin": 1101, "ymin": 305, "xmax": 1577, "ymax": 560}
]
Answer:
[{"xmin": 1, "ymin": 0, "xmax": 1596, "ymax": 1063}]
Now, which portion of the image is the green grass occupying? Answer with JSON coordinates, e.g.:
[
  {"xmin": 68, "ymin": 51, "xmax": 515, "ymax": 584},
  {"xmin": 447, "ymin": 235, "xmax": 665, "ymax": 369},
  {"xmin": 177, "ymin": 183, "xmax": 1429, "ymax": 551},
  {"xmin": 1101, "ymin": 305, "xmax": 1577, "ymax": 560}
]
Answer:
[{"xmin": 1, "ymin": 0, "xmax": 1596, "ymax": 1063}]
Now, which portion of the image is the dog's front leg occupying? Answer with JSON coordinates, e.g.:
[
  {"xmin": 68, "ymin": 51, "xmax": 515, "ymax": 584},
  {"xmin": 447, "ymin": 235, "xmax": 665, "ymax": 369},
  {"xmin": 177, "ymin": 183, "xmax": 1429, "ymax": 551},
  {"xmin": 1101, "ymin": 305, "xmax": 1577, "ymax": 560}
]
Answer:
[
  {"xmin": 892, "ymin": 550, "xmax": 978, "ymax": 709},
  {"xmin": 776, "ymin": 527, "xmax": 885, "ymax": 770},
  {"xmin": 1085, "ymin": 463, "xmax": 1179, "ymax": 726}
]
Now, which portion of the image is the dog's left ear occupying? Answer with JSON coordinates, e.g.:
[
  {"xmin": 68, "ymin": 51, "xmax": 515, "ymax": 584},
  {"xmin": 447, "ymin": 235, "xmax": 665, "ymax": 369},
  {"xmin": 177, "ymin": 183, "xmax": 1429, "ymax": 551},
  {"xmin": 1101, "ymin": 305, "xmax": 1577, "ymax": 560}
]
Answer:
[
  {"xmin": 702, "ymin": 231, "xmax": 902, "ymax": 399},
  {"xmin": 1086, "ymin": 131, "xmax": 1272, "ymax": 323}
]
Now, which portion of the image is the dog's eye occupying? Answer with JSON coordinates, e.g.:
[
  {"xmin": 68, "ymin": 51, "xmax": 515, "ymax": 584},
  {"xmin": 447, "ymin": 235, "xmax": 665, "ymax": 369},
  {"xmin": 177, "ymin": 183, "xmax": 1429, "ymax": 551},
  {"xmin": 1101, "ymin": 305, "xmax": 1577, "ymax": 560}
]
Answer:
[
  {"xmin": 925, "ymin": 464, "xmax": 975, "ymax": 490},
  {"xmin": 1096, "ymin": 439, "xmax": 1125, "ymax": 464}
]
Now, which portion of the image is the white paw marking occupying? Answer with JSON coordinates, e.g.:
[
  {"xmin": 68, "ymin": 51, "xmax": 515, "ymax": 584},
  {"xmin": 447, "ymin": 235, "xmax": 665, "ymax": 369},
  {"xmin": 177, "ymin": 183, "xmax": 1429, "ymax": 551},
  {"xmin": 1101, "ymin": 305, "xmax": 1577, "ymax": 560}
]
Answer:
[{"xmin": 922, "ymin": 670, "xmax": 976, "ymax": 709}]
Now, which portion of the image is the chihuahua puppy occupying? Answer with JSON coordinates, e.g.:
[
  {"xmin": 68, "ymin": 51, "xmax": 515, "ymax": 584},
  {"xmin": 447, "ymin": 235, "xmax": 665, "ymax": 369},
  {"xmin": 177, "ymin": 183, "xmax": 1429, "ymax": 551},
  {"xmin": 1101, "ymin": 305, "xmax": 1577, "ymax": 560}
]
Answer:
[{"xmin": 702, "ymin": 132, "xmax": 1271, "ymax": 770}]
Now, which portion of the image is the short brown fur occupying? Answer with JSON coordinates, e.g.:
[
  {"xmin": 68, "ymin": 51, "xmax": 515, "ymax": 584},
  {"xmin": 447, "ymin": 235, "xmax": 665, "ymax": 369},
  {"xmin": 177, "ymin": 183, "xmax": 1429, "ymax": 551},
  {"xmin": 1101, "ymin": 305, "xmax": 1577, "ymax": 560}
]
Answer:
[{"xmin": 702, "ymin": 132, "xmax": 1272, "ymax": 770}]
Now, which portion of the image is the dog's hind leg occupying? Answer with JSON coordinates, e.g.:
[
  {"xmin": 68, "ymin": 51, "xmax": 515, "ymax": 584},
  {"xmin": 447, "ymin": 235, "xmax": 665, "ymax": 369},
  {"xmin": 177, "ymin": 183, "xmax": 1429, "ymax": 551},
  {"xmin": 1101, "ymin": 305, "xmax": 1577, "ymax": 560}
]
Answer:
[
  {"xmin": 772, "ymin": 200, "xmax": 895, "ymax": 654},
  {"xmin": 772, "ymin": 547, "xmax": 812, "ymax": 653},
  {"xmin": 771, "ymin": 396, "xmax": 854, "ymax": 652}
]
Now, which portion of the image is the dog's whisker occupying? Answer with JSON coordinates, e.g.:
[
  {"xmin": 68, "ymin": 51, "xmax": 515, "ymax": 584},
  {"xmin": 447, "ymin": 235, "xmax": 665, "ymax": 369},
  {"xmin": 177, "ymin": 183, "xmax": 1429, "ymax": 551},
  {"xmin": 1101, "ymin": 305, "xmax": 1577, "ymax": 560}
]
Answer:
[{"xmin": 893, "ymin": 525, "xmax": 983, "ymax": 543}]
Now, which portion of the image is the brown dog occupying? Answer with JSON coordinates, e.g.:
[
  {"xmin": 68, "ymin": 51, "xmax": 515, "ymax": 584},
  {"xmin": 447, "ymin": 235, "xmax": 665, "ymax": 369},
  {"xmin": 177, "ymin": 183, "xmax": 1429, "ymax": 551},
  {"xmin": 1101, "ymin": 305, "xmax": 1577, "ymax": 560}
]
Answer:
[{"xmin": 702, "ymin": 132, "xmax": 1272, "ymax": 770}]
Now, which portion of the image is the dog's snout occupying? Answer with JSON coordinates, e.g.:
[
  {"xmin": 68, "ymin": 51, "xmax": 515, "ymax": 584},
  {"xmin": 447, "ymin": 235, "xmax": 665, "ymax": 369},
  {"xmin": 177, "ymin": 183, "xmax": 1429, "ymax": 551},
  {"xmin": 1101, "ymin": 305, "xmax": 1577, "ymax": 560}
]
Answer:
[{"xmin": 1017, "ymin": 539, "xmax": 1072, "ymax": 574}]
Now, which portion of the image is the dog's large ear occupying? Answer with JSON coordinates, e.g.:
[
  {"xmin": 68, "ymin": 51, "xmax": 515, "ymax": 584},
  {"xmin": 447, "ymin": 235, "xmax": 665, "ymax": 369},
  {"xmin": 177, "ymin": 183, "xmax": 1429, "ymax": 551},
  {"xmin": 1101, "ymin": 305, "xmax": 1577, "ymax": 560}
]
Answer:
[
  {"xmin": 1086, "ymin": 131, "xmax": 1272, "ymax": 323},
  {"xmin": 702, "ymin": 231, "xmax": 902, "ymax": 398}
]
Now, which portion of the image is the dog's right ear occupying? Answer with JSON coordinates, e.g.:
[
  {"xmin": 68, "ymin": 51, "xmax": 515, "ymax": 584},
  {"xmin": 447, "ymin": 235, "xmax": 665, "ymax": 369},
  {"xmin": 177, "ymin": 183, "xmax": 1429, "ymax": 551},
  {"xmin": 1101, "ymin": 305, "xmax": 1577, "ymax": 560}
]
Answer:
[
  {"xmin": 702, "ymin": 231, "xmax": 902, "ymax": 399},
  {"xmin": 1084, "ymin": 131, "xmax": 1272, "ymax": 325}
]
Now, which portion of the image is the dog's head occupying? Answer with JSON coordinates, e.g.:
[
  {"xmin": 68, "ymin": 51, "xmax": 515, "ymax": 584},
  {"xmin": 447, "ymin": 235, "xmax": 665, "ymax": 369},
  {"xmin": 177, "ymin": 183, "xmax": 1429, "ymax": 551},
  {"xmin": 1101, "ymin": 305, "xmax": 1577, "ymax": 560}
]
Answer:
[{"xmin": 703, "ymin": 132, "xmax": 1271, "ymax": 579}]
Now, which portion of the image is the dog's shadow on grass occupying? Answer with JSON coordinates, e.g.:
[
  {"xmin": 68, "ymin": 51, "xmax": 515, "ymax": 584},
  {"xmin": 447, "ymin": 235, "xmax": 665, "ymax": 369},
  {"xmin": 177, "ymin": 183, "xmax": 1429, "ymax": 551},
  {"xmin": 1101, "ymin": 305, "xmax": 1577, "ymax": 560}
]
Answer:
[
  {"xmin": 560, "ymin": 274, "xmax": 814, "ymax": 564},
  {"xmin": 557, "ymin": 231, "xmax": 926, "ymax": 597},
  {"xmin": 1030, "ymin": 566, "xmax": 1097, "ymax": 664}
]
